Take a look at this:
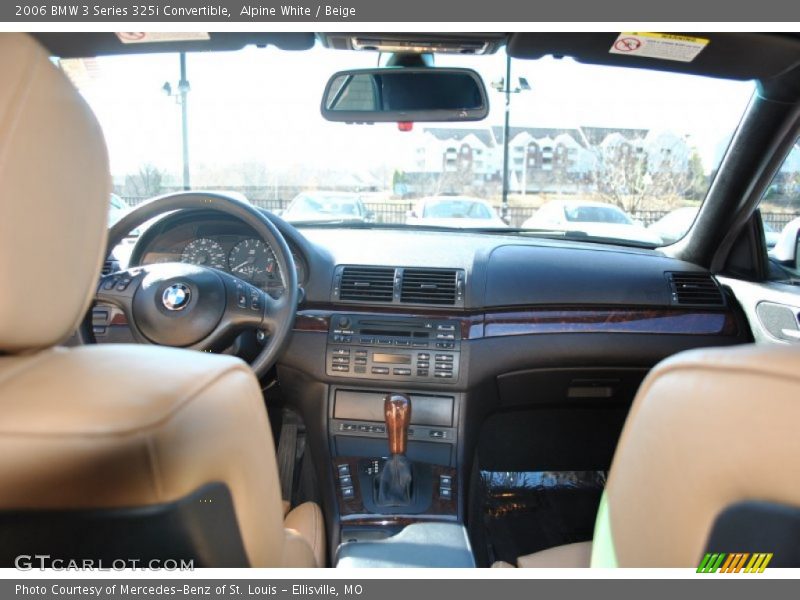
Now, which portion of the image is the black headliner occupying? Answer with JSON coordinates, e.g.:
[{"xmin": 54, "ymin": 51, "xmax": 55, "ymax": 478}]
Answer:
[
  {"xmin": 507, "ymin": 32, "xmax": 800, "ymax": 82},
  {"xmin": 34, "ymin": 32, "xmax": 800, "ymax": 85},
  {"xmin": 32, "ymin": 32, "xmax": 316, "ymax": 56}
]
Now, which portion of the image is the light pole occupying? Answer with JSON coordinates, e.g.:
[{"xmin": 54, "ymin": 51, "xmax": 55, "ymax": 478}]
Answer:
[
  {"xmin": 163, "ymin": 52, "xmax": 191, "ymax": 191},
  {"xmin": 492, "ymin": 57, "xmax": 530, "ymax": 221},
  {"xmin": 521, "ymin": 143, "xmax": 529, "ymax": 197}
]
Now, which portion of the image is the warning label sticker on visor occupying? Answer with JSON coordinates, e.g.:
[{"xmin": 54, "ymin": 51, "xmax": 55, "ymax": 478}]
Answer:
[{"xmin": 609, "ymin": 32, "xmax": 709, "ymax": 62}]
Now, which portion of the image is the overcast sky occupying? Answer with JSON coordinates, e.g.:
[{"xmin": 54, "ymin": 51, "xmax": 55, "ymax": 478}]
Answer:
[{"xmin": 64, "ymin": 43, "xmax": 756, "ymax": 182}]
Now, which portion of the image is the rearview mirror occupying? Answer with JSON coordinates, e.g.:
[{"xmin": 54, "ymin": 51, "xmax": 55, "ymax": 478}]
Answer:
[{"xmin": 321, "ymin": 67, "xmax": 489, "ymax": 123}]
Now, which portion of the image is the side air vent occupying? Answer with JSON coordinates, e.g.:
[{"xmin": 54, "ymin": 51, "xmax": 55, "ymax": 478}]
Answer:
[
  {"xmin": 101, "ymin": 259, "xmax": 118, "ymax": 276},
  {"xmin": 338, "ymin": 266, "xmax": 396, "ymax": 303},
  {"xmin": 667, "ymin": 272, "xmax": 725, "ymax": 307},
  {"xmin": 400, "ymin": 268, "xmax": 461, "ymax": 306}
]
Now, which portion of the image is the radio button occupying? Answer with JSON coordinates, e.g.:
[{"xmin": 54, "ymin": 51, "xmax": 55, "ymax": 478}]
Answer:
[
  {"xmin": 412, "ymin": 342, "xmax": 429, "ymax": 348},
  {"xmin": 354, "ymin": 358, "xmax": 367, "ymax": 366},
  {"xmin": 437, "ymin": 324, "xmax": 456, "ymax": 332},
  {"xmin": 434, "ymin": 371, "xmax": 453, "ymax": 378},
  {"xmin": 418, "ymin": 353, "xmax": 430, "ymax": 360},
  {"xmin": 355, "ymin": 350, "xmax": 368, "ymax": 357},
  {"xmin": 332, "ymin": 365, "xmax": 350, "ymax": 372},
  {"xmin": 354, "ymin": 366, "xmax": 367, "ymax": 374},
  {"xmin": 333, "ymin": 348, "xmax": 350, "ymax": 356},
  {"xmin": 435, "ymin": 354, "xmax": 454, "ymax": 362},
  {"xmin": 371, "ymin": 367, "xmax": 390, "ymax": 375},
  {"xmin": 393, "ymin": 368, "xmax": 411, "ymax": 376},
  {"xmin": 436, "ymin": 333, "xmax": 455, "ymax": 340}
]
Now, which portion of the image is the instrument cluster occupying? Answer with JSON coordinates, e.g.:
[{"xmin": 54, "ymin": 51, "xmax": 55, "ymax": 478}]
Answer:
[{"xmin": 137, "ymin": 225, "xmax": 307, "ymax": 298}]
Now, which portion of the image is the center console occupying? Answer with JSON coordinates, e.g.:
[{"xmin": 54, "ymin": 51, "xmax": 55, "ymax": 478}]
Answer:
[
  {"xmin": 323, "ymin": 314, "xmax": 472, "ymax": 567},
  {"xmin": 330, "ymin": 391, "xmax": 472, "ymax": 568}
]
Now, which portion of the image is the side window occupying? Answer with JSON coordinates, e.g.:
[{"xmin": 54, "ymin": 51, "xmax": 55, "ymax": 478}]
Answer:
[{"xmin": 758, "ymin": 140, "xmax": 800, "ymax": 277}]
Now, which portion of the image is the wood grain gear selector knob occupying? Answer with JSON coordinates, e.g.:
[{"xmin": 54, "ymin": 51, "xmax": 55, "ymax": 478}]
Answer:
[{"xmin": 384, "ymin": 393, "xmax": 411, "ymax": 456}]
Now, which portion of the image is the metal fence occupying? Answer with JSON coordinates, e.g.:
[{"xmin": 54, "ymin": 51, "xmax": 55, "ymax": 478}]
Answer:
[{"xmin": 119, "ymin": 193, "xmax": 798, "ymax": 231}]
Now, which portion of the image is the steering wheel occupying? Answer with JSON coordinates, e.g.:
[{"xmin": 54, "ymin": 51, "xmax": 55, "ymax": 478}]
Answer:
[{"xmin": 88, "ymin": 192, "xmax": 298, "ymax": 379}]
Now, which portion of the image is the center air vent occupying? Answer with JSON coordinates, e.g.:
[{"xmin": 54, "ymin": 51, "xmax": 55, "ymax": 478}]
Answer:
[
  {"xmin": 333, "ymin": 265, "xmax": 466, "ymax": 306},
  {"xmin": 667, "ymin": 272, "xmax": 725, "ymax": 307},
  {"xmin": 401, "ymin": 268, "xmax": 461, "ymax": 306},
  {"xmin": 338, "ymin": 266, "xmax": 396, "ymax": 303}
]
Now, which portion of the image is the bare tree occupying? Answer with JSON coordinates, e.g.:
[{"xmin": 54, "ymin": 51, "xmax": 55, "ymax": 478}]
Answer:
[
  {"xmin": 123, "ymin": 164, "xmax": 164, "ymax": 198},
  {"xmin": 590, "ymin": 138, "xmax": 701, "ymax": 213}
]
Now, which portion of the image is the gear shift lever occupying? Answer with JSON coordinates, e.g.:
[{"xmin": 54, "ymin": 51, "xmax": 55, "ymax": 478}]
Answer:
[
  {"xmin": 376, "ymin": 393, "xmax": 413, "ymax": 506},
  {"xmin": 385, "ymin": 393, "xmax": 411, "ymax": 456}
]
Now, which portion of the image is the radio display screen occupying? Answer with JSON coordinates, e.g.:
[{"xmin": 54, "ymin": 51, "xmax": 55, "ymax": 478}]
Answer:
[{"xmin": 372, "ymin": 353, "xmax": 412, "ymax": 364}]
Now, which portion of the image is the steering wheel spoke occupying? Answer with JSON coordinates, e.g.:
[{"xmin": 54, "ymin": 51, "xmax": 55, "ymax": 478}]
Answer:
[
  {"xmin": 262, "ymin": 293, "xmax": 291, "ymax": 335},
  {"xmin": 95, "ymin": 268, "xmax": 146, "ymax": 318},
  {"xmin": 219, "ymin": 273, "xmax": 272, "ymax": 328}
]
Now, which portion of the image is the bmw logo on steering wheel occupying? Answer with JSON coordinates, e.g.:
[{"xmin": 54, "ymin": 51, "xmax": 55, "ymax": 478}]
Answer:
[{"xmin": 161, "ymin": 283, "xmax": 192, "ymax": 311}]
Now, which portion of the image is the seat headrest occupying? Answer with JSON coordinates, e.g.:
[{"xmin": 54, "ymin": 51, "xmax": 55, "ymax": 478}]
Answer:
[{"xmin": 0, "ymin": 34, "xmax": 110, "ymax": 353}]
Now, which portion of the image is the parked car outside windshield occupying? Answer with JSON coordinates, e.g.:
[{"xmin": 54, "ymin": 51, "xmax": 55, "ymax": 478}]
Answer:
[
  {"xmin": 522, "ymin": 200, "xmax": 661, "ymax": 244},
  {"xmin": 407, "ymin": 196, "xmax": 507, "ymax": 228},
  {"xmin": 648, "ymin": 206, "xmax": 781, "ymax": 247},
  {"xmin": 282, "ymin": 192, "xmax": 374, "ymax": 223}
]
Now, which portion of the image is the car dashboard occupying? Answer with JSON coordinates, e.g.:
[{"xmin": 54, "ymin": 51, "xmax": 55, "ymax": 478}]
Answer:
[{"xmin": 109, "ymin": 207, "xmax": 751, "ymax": 556}]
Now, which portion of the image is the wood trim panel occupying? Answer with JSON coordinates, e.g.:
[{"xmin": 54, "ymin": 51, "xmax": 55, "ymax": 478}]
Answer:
[
  {"xmin": 483, "ymin": 308, "xmax": 739, "ymax": 337},
  {"xmin": 295, "ymin": 305, "xmax": 739, "ymax": 338},
  {"xmin": 102, "ymin": 304, "xmax": 737, "ymax": 338},
  {"xmin": 293, "ymin": 311, "xmax": 330, "ymax": 333}
]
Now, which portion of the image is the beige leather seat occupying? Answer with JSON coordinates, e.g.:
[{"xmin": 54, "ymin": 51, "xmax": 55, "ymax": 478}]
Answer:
[
  {"xmin": 494, "ymin": 343, "xmax": 800, "ymax": 568},
  {"xmin": 0, "ymin": 33, "xmax": 324, "ymax": 568}
]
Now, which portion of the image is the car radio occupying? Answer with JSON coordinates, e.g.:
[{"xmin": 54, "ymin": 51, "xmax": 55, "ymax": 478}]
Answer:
[{"xmin": 325, "ymin": 314, "xmax": 461, "ymax": 383}]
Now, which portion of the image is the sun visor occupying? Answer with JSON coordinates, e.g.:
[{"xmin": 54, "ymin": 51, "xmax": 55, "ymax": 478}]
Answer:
[
  {"xmin": 507, "ymin": 33, "xmax": 800, "ymax": 82},
  {"xmin": 33, "ymin": 32, "xmax": 315, "ymax": 58}
]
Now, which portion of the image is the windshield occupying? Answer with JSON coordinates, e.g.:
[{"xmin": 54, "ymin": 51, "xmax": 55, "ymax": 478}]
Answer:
[{"xmin": 61, "ymin": 43, "xmax": 755, "ymax": 246}]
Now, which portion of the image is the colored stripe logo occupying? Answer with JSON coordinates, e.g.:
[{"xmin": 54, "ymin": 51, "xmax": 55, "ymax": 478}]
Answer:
[{"xmin": 697, "ymin": 553, "xmax": 773, "ymax": 573}]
